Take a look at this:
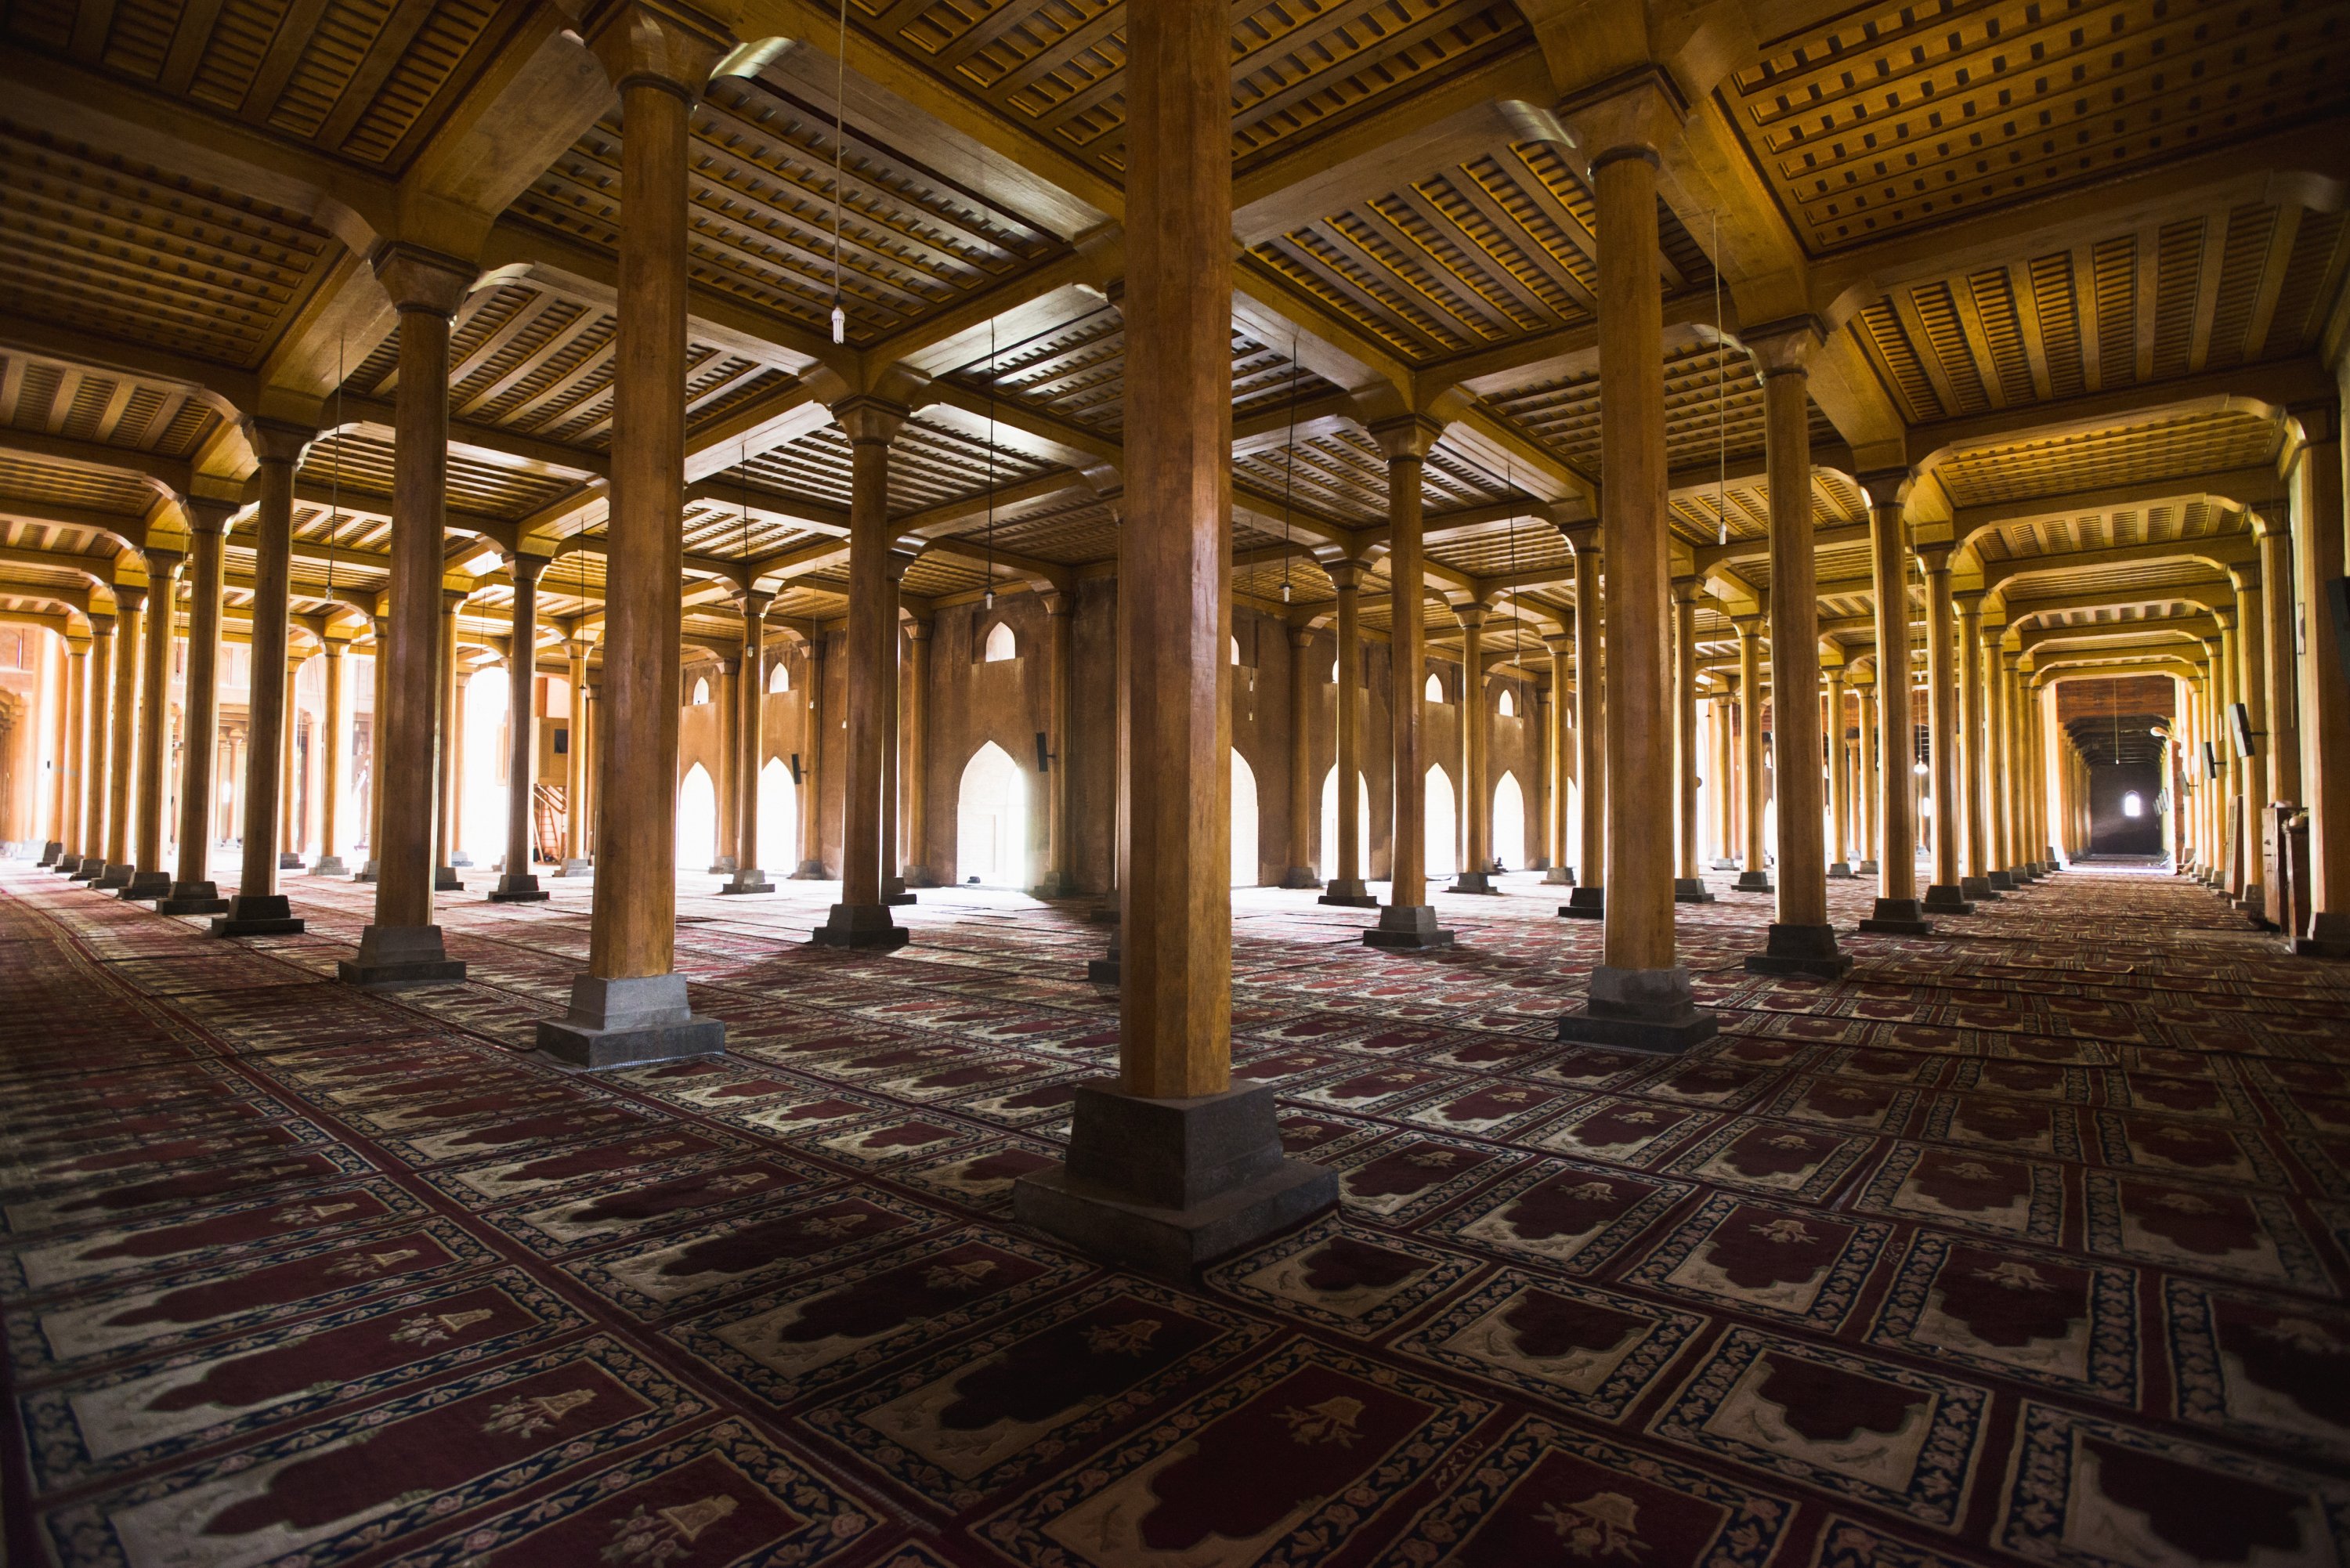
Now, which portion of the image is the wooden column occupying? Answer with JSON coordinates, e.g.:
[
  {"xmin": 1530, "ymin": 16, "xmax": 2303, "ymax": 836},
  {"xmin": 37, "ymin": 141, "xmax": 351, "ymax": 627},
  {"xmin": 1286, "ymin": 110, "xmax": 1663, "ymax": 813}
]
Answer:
[
  {"xmin": 357, "ymin": 618, "xmax": 391, "ymax": 880},
  {"xmin": 1909, "ymin": 539, "xmax": 1962, "ymax": 915},
  {"xmin": 1954, "ymin": 594, "xmax": 1994, "ymax": 897},
  {"xmin": 2291, "ymin": 408, "xmax": 2348, "ymax": 953},
  {"xmin": 118, "ymin": 546, "xmax": 183, "ymax": 898},
  {"xmin": 880, "ymin": 553, "xmax": 908, "ymax": 901},
  {"xmin": 67, "ymin": 616, "xmax": 113, "ymax": 878},
  {"xmin": 433, "ymin": 596, "xmax": 462, "ymax": 883},
  {"xmin": 1747, "ymin": 327, "xmax": 1845, "ymax": 976},
  {"xmin": 538, "ymin": 5, "xmax": 729, "ymax": 1061},
  {"xmin": 280, "ymin": 655, "xmax": 305, "ymax": 866},
  {"xmin": 1565, "ymin": 529, "xmax": 1606, "ymax": 909},
  {"xmin": 793, "ymin": 636, "xmax": 826, "ymax": 876},
  {"xmin": 2232, "ymin": 570, "xmax": 2267, "ymax": 912},
  {"xmin": 2000, "ymin": 649, "xmax": 2033, "ymax": 880},
  {"xmin": 1672, "ymin": 580, "xmax": 1709, "ymax": 901},
  {"xmin": 164, "ymin": 499, "xmax": 233, "ymax": 910},
  {"xmin": 1366, "ymin": 416, "xmax": 1452, "ymax": 948},
  {"xmin": 1825, "ymin": 668, "xmax": 1851, "ymax": 878},
  {"xmin": 1015, "ymin": 0, "xmax": 1332, "ymax": 1275},
  {"xmin": 1321, "ymin": 561, "xmax": 1374, "ymax": 904},
  {"xmin": 1282, "ymin": 623, "xmax": 1316, "ymax": 887},
  {"xmin": 722, "ymin": 591, "xmax": 776, "ymax": 894},
  {"xmin": 1733, "ymin": 617, "xmax": 1768, "ymax": 890},
  {"xmin": 491, "ymin": 555, "xmax": 548, "ymax": 902},
  {"xmin": 1544, "ymin": 634, "xmax": 1574, "ymax": 882},
  {"xmin": 1712, "ymin": 683, "xmax": 1736, "ymax": 866},
  {"xmin": 2257, "ymin": 512, "xmax": 2301, "ymax": 818},
  {"xmin": 1039, "ymin": 590, "xmax": 1077, "ymax": 895},
  {"xmin": 52, "ymin": 634, "xmax": 86, "ymax": 868},
  {"xmin": 707, "ymin": 658, "xmax": 739, "ymax": 873},
  {"xmin": 1972, "ymin": 619, "xmax": 2010, "ymax": 887},
  {"xmin": 813, "ymin": 398, "xmax": 909, "ymax": 948},
  {"xmin": 214, "ymin": 421, "xmax": 308, "ymax": 931},
  {"xmin": 95, "ymin": 585, "xmax": 143, "ymax": 885},
  {"xmin": 312, "ymin": 641, "xmax": 347, "ymax": 874},
  {"xmin": 343, "ymin": 249, "xmax": 472, "ymax": 981},
  {"xmin": 902, "ymin": 617, "xmax": 931, "ymax": 886},
  {"xmin": 1858, "ymin": 682, "xmax": 1882, "ymax": 872},
  {"xmin": 1452, "ymin": 603, "xmax": 1495, "ymax": 892}
]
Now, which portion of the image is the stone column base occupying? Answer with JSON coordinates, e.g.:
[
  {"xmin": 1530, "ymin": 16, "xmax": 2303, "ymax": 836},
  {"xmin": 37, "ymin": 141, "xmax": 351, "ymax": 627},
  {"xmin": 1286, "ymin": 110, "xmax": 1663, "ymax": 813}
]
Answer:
[
  {"xmin": 1922, "ymin": 884, "xmax": 1976, "ymax": 916},
  {"xmin": 812, "ymin": 903, "xmax": 909, "ymax": 951},
  {"xmin": 884, "ymin": 891, "xmax": 920, "ymax": 906},
  {"xmin": 93, "ymin": 862, "xmax": 134, "ymax": 890},
  {"xmin": 1673, "ymin": 877, "xmax": 1716, "ymax": 904},
  {"xmin": 309, "ymin": 856, "xmax": 347, "ymax": 876},
  {"xmin": 904, "ymin": 865, "xmax": 940, "ymax": 889},
  {"xmin": 1857, "ymin": 859, "xmax": 1880, "ymax": 875},
  {"xmin": 707, "ymin": 855, "xmax": 737, "ymax": 875},
  {"xmin": 1448, "ymin": 871, "xmax": 1497, "ymax": 894},
  {"xmin": 159, "ymin": 881, "xmax": 230, "ymax": 915},
  {"xmin": 2295, "ymin": 912, "xmax": 2350, "ymax": 959},
  {"xmin": 1029, "ymin": 871, "xmax": 1076, "ymax": 899},
  {"xmin": 790, "ymin": 859, "xmax": 827, "ymax": 880},
  {"xmin": 119, "ymin": 871, "xmax": 172, "ymax": 901},
  {"xmin": 433, "ymin": 865, "xmax": 464, "ymax": 891},
  {"xmin": 278, "ymin": 851, "xmax": 304, "ymax": 869},
  {"xmin": 1733, "ymin": 871, "xmax": 1774, "ymax": 893},
  {"xmin": 1861, "ymin": 897, "xmax": 1935, "ymax": 934},
  {"xmin": 1559, "ymin": 886, "xmax": 1605, "ymax": 919},
  {"xmin": 489, "ymin": 873, "xmax": 549, "ymax": 904},
  {"xmin": 1318, "ymin": 879, "xmax": 1378, "ymax": 908},
  {"xmin": 1986, "ymin": 870, "xmax": 2017, "ymax": 891},
  {"xmin": 38, "ymin": 841, "xmax": 60, "ymax": 865},
  {"xmin": 1545, "ymin": 865, "xmax": 1576, "ymax": 884},
  {"xmin": 49, "ymin": 853, "xmax": 81, "ymax": 875},
  {"xmin": 1709, "ymin": 857, "xmax": 1737, "ymax": 870},
  {"xmin": 1960, "ymin": 876, "xmax": 1998, "ymax": 901},
  {"xmin": 1278, "ymin": 867, "xmax": 1321, "ymax": 889},
  {"xmin": 1362, "ymin": 904, "xmax": 1454, "ymax": 949},
  {"xmin": 559, "ymin": 858, "xmax": 592, "ymax": 876},
  {"xmin": 351, "ymin": 861, "xmax": 379, "ymax": 883},
  {"xmin": 212, "ymin": 894, "xmax": 306, "ymax": 936},
  {"xmin": 1557, "ymin": 964, "xmax": 1717, "ymax": 1053},
  {"xmin": 537, "ymin": 973, "xmax": 724, "ymax": 1069},
  {"xmin": 1746, "ymin": 923, "xmax": 1853, "ymax": 978},
  {"xmin": 339, "ymin": 923, "xmax": 465, "ymax": 987},
  {"xmin": 1828, "ymin": 862, "xmax": 1856, "ymax": 879},
  {"xmin": 1013, "ymin": 1081, "xmax": 1336, "ymax": 1281},
  {"xmin": 719, "ymin": 868, "xmax": 776, "ymax": 895},
  {"xmin": 69, "ymin": 860, "xmax": 103, "ymax": 882}
]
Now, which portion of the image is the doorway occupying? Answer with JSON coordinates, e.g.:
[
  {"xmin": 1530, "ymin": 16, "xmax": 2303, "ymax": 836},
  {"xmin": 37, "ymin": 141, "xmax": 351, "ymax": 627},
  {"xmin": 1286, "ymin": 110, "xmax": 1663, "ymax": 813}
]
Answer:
[{"xmin": 957, "ymin": 742, "xmax": 1027, "ymax": 885}]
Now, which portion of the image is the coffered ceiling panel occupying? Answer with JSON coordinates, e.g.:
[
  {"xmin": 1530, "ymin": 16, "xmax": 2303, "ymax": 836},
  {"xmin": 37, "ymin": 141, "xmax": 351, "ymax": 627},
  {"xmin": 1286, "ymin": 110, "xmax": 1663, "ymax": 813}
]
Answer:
[{"xmin": 1935, "ymin": 407, "xmax": 2283, "ymax": 506}]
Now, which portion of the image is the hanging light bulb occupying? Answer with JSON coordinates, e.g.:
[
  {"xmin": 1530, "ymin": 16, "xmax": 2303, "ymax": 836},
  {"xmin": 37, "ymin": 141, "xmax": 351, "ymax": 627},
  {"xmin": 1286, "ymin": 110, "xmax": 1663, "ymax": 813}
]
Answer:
[
  {"xmin": 1281, "ymin": 580, "xmax": 1292, "ymax": 602},
  {"xmin": 830, "ymin": 301, "xmax": 845, "ymax": 344}
]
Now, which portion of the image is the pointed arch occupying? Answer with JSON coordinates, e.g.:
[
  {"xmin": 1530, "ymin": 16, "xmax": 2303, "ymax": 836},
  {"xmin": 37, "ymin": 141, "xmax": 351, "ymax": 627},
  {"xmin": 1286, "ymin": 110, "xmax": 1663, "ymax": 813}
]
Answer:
[
  {"xmin": 1321, "ymin": 766, "xmax": 1371, "ymax": 876},
  {"xmin": 1493, "ymin": 770, "xmax": 1526, "ymax": 870},
  {"xmin": 1231, "ymin": 747, "xmax": 1260, "ymax": 886},
  {"xmin": 676, "ymin": 762, "xmax": 718, "ymax": 869},
  {"xmin": 689, "ymin": 675, "xmax": 711, "ymax": 705},
  {"xmin": 1424, "ymin": 764, "xmax": 1457, "ymax": 876},
  {"xmin": 1497, "ymin": 687, "xmax": 1516, "ymax": 718},
  {"xmin": 1423, "ymin": 672, "xmax": 1444, "ymax": 703},
  {"xmin": 757, "ymin": 756, "xmax": 797, "ymax": 869},
  {"xmin": 984, "ymin": 623, "xmax": 1017, "ymax": 662},
  {"xmin": 957, "ymin": 741, "xmax": 1027, "ymax": 883},
  {"xmin": 767, "ymin": 659, "xmax": 790, "ymax": 694}
]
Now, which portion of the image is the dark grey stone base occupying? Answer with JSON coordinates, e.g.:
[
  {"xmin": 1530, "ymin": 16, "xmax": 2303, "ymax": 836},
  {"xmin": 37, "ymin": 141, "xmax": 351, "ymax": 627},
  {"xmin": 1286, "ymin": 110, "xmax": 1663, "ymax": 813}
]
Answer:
[
  {"xmin": 1859, "ymin": 897, "xmax": 1933, "ymax": 935},
  {"xmin": 1987, "ymin": 870, "xmax": 2016, "ymax": 891},
  {"xmin": 489, "ymin": 873, "xmax": 548, "ymax": 904},
  {"xmin": 1545, "ymin": 865, "xmax": 1575, "ymax": 884},
  {"xmin": 352, "ymin": 859, "xmax": 379, "ymax": 883},
  {"xmin": 339, "ymin": 923, "xmax": 465, "ymax": 988},
  {"xmin": 212, "ymin": 894, "xmax": 305, "ymax": 937},
  {"xmin": 1710, "ymin": 858, "xmax": 1738, "ymax": 870},
  {"xmin": 1558, "ymin": 886, "xmax": 1605, "ymax": 919},
  {"xmin": 50, "ymin": 854, "xmax": 82, "ymax": 875},
  {"xmin": 69, "ymin": 861, "xmax": 103, "ymax": 882},
  {"xmin": 719, "ymin": 869, "xmax": 776, "ymax": 895},
  {"xmin": 1448, "ymin": 871, "xmax": 1498, "ymax": 894},
  {"xmin": 279, "ymin": 851, "xmax": 304, "ymax": 869},
  {"xmin": 559, "ymin": 858, "xmax": 592, "ymax": 876},
  {"xmin": 1734, "ymin": 871, "xmax": 1774, "ymax": 893},
  {"xmin": 1922, "ymin": 884, "xmax": 1976, "ymax": 916},
  {"xmin": 1960, "ymin": 876, "xmax": 1998, "ymax": 901},
  {"xmin": 434, "ymin": 866, "xmax": 464, "ymax": 891},
  {"xmin": 1013, "ymin": 1081, "xmax": 1337, "ymax": 1281},
  {"xmin": 38, "ymin": 841, "xmax": 60, "ymax": 865},
  {"xmin": 93, "ymin": 862, "xmax": 133, "ymax": 890},
  {"xmin": 1086, "ymin": 957, "xmax": 1121, "ymax": 984},
  {"xmin": 884, "ymin": 891, "xmax": 919, "ymax": 906},
  {"xmin": 1673, "ymin": 877, "xmax": 1716, "ymax": 905},
  {"xmin": 811, "ymin": 903, "xmax": 909, "ymax": 951},
  {"xmin": 159, "ymin": 881, "xmax": 229, "ymax": 915},
  {"xmin": 790, "ymin": 859, "xmax": 827, "ymax": 880},
  {"xmin": 1318, "ymin": 878, "xmax": 1376, "ymax": 908},
  {"xmin": 1362, "ymin": 904, "xmax": 1453, "ymax": 949},
  {"xmin": 707, "ymin": 856, "xmax": 737, "ymax": 876},
  {"xmin": 309, "ymin": 856, "xmax": 348, "ymax": 876},
  {"xmin": 1857, "ymin": 859, "xmax": 1880, "ymax": 875},
  {"xmin": 1746, "ymin": 922, "xmax": 1853, "ymax": 979},
  {"xmin": 1557, "ymin": 964, "xmax": 1717, "ymax": 1054},
  {"xmin": 1828, "ymin": 862, "xmax": 1856, "ymax": 880},
  {"xmin": 120, "ymin": 871, "xmax": 172, "ymax": 901},
  {"xmin": 1278, "ymin": 868, "xmax": 1321, "ymax": 890},
  {"xmin": 537, "ymin": 974, "xmax": 724, "ymax": 1069}
]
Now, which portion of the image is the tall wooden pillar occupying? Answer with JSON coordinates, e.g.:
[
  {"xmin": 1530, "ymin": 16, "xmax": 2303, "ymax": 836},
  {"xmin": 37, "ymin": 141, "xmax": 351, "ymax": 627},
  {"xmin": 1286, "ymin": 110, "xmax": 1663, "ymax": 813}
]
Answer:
[
  {"xmin": 163, "ymin": 499, "xmax": 233, "ymax": 911},
  {"xmin": 2231, "ymin": 570, "xmax": 2268, "ymax": 912},
  {"xmin": 1972, "ymin": 620, "xmax": 2010, "ymax": 888},
  {"xmin": 491, "ymin": 555, "xmax": 548, "ymax": 902},
  {"xmin": 1563, "ymin": 529, "xmax": 1606, "ymax": 911},
  {"xmin": 1733, "ymin": 617, "xmax": 1769, "ymax": 891},
  {"xmin": 1672, "ymin": 579, "xmax": 1710, "ymax": 901},
  {"xmin": 707, "ymin": 658, "xmax": 740, "ymax": 873},
  {"xmin": 2290, "ymin": 405, "xmax": 2348, "ymax": 953},
  {"xmin": 433, "ymin": 596, "xmax": 463, "ymax": 884},
  {"xmin": 1320, "ymin": 561, "xmax": 1374, "ymax": 904},
  {"xmin": 812, "ymin": 399, "xmax": 909, "ymax": 948},
  {"xmin": 880, "ymin": 554, "xmax": 908, "ymax": 901},
  {"xmin": 215, "ymin": 421, "xmax": 309, "ymax": 934},
  {"xmin": 1282, "ymin": 623, "xmax": 1317, "ymax": 887},
  {"xmin": 1366, "ymin": 416, "xmax": 1453, "ymax": 948},
  {"xmin": 67, "ymin": 615, "xmax": 113, "ymax": 878},
  {"xmin": 1954, "ymin": 594, "xmax": 1994, "ymax": 898},
  {"xmin": 311, "ymin": 641, "xmax": 348, "ymax": 874},
  {"xmin": 1858, "ymin": 682, "xmax": 1882, "ymax": 873},
  {"xmin": 793, "ymin": 635, "xmax": 826, "ymax": 876},
  {"xmin": 1746, "ymin": 327, "xmax": 1845, "ymax": 975},
  {"xmin": 118, "ymin": 546, "xmax": 183, "ymax": 900},
  {"xmin": 1712, "ymin": 683, "xmax": 1737, "ymax": 866},
  {"xmin": 1039, "ymin": 589, "xmax": 1076, "ymax": 895},
  {"xmin": 902, "ymin": 616, "xmax": 931, "ymax": 886},
  {"xmin": 1015, "ymin": 0, "xmax": 1336, "ymax": 1278},
  {"xmin": 1825, "ymin": 668, "xmax": 1851, "ymax": 878},
  {"xmin": 343, "ymin": 250, "xmax": 472, "ymax": 980},
  {"xmin": 538, "ymin": 5, "xmax": 729, "ymax": 1062},
  {"xmin": 1452, "ymin": 603, "xmax": 1495, "ymax": 892},
  {"xmin": 1544, "ymin": 633, "xmax": 1574, "ymax": 882},
  {"xmin": 94, "ymin": 585, "xmax": 143, "ymax": 887},
  {"xmin": 722, "ymin": 591, "xmax": 776, "ymax": 894},
  {"xmin": 1909, "ymin": 539, "xmax": 1963, "ymax": 916},
  {"xmin": 2213, "ymin": 609, "xmax": 2242, "ymax": 892},
  {"xmin": 280, "ymin": 654, "xmax": 306, "ymax": 867},
  {"xmin": 2257, "ymin": 511, "xmax": 2301, "ymax": 820},
  {"xmin": 51, "ymin": 634, "xmax": 87, "ymax": 869},
  {"xmin": 356, "ymin": 617, "xmax": 391, "ymax": 881}
]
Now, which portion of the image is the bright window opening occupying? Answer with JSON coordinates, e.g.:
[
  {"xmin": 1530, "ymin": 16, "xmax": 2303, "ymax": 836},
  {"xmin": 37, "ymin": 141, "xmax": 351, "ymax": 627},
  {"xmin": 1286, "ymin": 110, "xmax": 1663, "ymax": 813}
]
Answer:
[
  {"xmin": 1497, "ymin": 688, "xmax": 1516, "ymax": 718},
  {"xmin": 2122, "ymin": 791, "xmax": 2143, "ymax": 818},
  {"xmin": 1424, "ymin": 673, "xmax": 1444, "ymax": 703},
  {"xmin": 983, "ymin": 623, "xmax": 1016, "ymax": 662},
  {"xmin": 689, "ymin": 676, "xmax": 710, "ymax": 706},
  {"xmin": 767, "ymin": 660, "xmax": 790, "ymax": 694}
]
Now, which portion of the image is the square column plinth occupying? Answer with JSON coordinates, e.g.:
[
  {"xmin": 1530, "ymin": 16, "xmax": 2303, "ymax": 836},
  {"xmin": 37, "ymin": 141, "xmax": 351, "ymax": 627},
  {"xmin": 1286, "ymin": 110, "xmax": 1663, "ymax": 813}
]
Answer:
[
  {"xmin": 537, "ymin": 974, "xmax": 723, "ymax": 1069},
  {"xmin": 1860, "ymin": 898, "xmax": 1935, "ymax": 935},
  {"xmin": 340, "ymin": 923, "xmax": 465, "ymax": 988},
  {"xmin": 1672, "ymin": 877, "xmax": 1716, "ymax": 905},
  {"xmin": 1558, "ymin": 965, "xmax": 1719, "ymax": 1054},
  {"xmin": 1923, "ymin": 884, "xmax": 1976, "ymax": 916},
  {"xmin": 1448, "ymin": 870, "xmax": 1497, "ymax": 894},
  {"xmin": 1014, "ymin": 1081, "xmax": 1336, "ymax": 1281},
  {"xmin": 1558, "ymin": 887, "xmax": 1604, "ymax": 919},
  {"xmin": 1746, "ymin": 923, "xmax": 1855, "ymax": 979},
  {"xmin": 212, "ymin": 894, "xmax": 305, "ymax": 937},
  {"xmin": 488, "ymin": 873, "xmax": 549, "ymax": 905},
  {"xmin": 119, "ymin": 871, "xmax": 172, "ymax": 901},
  {"xmin": 1362, "ymin": 904, "xmax": 1453, "ymax": 949},
  {"xmin": 811, "ymin": 903, "xmax": 909, "ymax": 951},
  {"xmin": 1733, "ymin": 870, "xmax": 1774, "ymax": 894},
  {"xmin": 1318, "ymin": 879, "xmax": 1378, "ymax": 909},
  {"xmin": 159, "ymin": 880, "xmax": 230, "ymax": 916},
  {"xmin": 719, "ymin": 867, "xmax": 776, "ymax": 895}
]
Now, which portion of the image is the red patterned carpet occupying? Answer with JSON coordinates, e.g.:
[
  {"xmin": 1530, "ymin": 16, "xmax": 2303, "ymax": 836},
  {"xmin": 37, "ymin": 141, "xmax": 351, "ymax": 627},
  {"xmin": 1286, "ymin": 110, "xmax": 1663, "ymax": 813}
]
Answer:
[{"xmin": 3, "ymin": 857, "xmax": 2348, "ymax": 1567}]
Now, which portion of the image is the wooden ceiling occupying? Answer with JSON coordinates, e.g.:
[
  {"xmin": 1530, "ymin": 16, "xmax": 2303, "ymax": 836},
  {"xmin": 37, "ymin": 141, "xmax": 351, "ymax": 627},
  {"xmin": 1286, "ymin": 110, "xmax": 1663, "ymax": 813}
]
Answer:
[{"xmin": 0, "ymin": 0, "xmax": 2340, "ymax": 674}]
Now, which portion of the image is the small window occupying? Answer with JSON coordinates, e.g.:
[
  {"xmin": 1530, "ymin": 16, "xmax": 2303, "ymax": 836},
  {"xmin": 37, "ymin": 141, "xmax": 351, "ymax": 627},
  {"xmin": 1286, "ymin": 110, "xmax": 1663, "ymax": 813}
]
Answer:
[
  {"xmin": 767, "ymin": 660, "xmax": 790, "ymax": 694},
  {"xmin": 2122, "ymin": 791, "xmax": 2142, "ymax": 818},
  {"xmin": 1424, "ymin": 673, "xmax": 1444, "ymax": 703},
  {"xmin": 690, "ymin": 676, "xmax": 710, "ymax": 705},
  {"xmin": 1497, "ymin": 688, "xmax": 1516, "ymax": 718},
  {"xmin": 984, "ymin": 623, "xmax": 1016, "ymax": 662},
  {"xmin": 1330, "ymin": 660, "xmax": 1340, "ymax": 684},
  {"xmin": 1231, "ymin": 634, "xmax": 1242, "ymax": 666}
]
